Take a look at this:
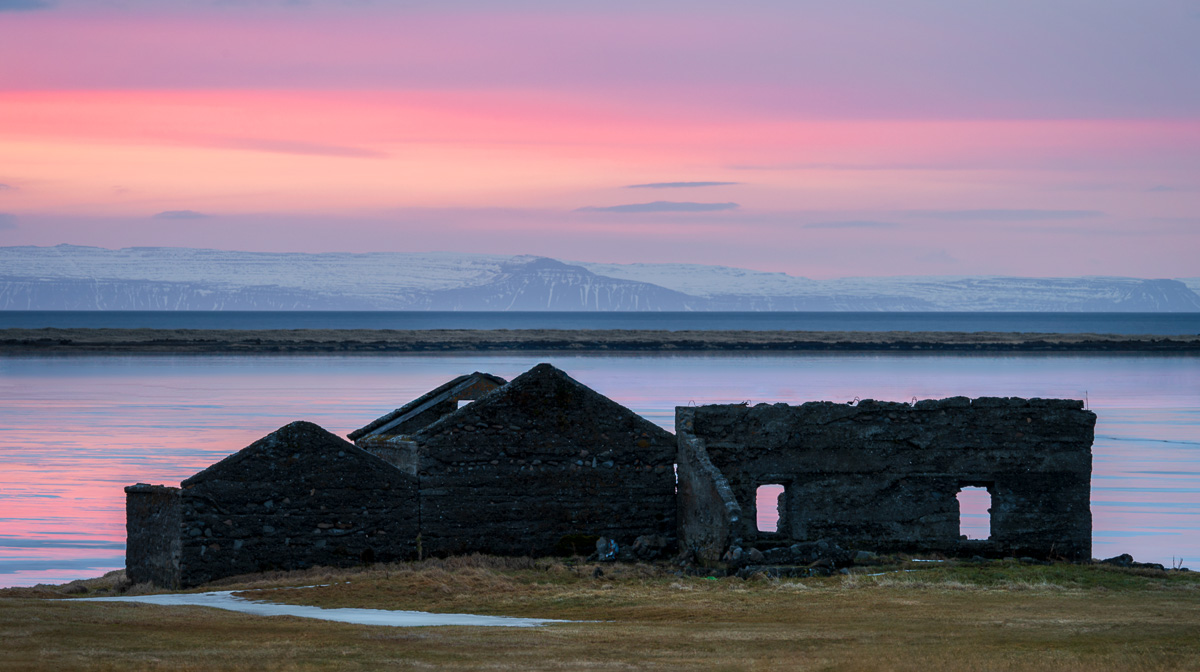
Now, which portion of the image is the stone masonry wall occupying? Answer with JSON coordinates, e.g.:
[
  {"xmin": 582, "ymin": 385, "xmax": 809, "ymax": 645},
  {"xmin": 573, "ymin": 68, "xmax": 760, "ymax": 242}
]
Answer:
[
  {"xmin": 679, "ymin": 398, "xmax": 1095, "ymax": 561},
  {"xmin": 177, "ymin": 421, "xmax": 419, "ymax": 587},
  {"xmin": 125, "ymin": 484, "xmax": 182, "ymax": 588},
  {"xmin": 413, "ymin": 364, "xmax": 677, "ymax": 557}
]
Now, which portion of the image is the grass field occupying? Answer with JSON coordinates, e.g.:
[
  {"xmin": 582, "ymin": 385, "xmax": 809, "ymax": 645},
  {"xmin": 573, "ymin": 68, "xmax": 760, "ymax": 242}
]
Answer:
[{"xmin": 3, "ymin": 556, "xmax": 1199, "ymax": 671}]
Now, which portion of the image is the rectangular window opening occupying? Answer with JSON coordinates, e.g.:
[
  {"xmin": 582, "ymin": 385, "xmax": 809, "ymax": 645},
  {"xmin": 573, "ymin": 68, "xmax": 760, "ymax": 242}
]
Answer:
[
  {"xmin": 957, "ymin": 486, "xmax": 992, "ymax": 540},
  {"xmin": 756, "ymin": 484, "xmax": 785, "ymax": 533}
]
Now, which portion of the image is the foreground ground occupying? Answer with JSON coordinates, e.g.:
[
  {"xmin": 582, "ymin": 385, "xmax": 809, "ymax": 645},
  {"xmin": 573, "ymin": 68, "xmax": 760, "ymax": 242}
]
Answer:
[
  {"xmin": 2, "ymin": 327, "xmax": 1199, "ymax": 353},
  {"xmin": 2, "ymin": 557, "xmax": 1199, "ymax": 671}
]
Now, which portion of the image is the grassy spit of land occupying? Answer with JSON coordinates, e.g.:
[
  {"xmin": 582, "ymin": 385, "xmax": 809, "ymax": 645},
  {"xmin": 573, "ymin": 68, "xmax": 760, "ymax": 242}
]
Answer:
[
  {"xmin": 3, "ymin": 556, "xmax": 1199, "ymax": 671},
  {"xmin": 2, "ymin": 327, "xmax": 1199, "ymax": 354}
]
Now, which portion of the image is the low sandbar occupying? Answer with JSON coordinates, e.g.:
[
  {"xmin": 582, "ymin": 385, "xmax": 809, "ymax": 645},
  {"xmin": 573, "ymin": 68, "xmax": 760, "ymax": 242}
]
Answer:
[{"xmin": 2, "ymin": 327, "xmax": 1198, "ymax": 353}]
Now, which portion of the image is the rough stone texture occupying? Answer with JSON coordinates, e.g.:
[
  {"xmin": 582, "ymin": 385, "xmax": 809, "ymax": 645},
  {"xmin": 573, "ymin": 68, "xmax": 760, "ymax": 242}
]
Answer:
[
  {"xmin": 371, "ymin": 363, "xmax": 677, "ymax": 557},
  {"xmin": 348, "ymin": 372, "xmax": 506, "ymax": 446},
  {"xmin": 678, "ymin": 398, "xmax": 1095, "ymax": 562},
  {"xmin": 675, "ymin": 425, "xmax": 742, "ymax": 564},
  {"xmin": 124, "ymin": 484, "xmax": 182, "ymax": 588},
  {"xmin": 176, "ymin": 421, "xmax": 419, "ymax": 587}
]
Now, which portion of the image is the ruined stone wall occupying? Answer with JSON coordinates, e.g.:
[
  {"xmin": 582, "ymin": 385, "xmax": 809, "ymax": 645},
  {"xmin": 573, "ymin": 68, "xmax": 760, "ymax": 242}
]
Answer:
[
  {"xmin": 679, "ymin": 398, "xmax": 1095, "ymax": 561},
  {"xmin": 125, "ymin": 484, "xmax": 182, "ymax": 588},
  {"xmin": 177, "ymin": 422, "xmax": 420, "ymax": 587},
  {"xmin": 414, "ymin": 366, "xmax": 677, "ymax": 557},
  {"xmin": 379, "ymin": 377, "xmax": 504, "ymax": 438},
  {"xmin": 675, "ymin": 411, "xmax": 742, "ymax": 564}
]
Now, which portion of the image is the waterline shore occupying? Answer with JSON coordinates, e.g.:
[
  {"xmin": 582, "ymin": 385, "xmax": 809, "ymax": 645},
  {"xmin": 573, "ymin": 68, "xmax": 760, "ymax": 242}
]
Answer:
[{"xmin": 2, "ymin": 327, "xmax": 1199, "ymax": 353}]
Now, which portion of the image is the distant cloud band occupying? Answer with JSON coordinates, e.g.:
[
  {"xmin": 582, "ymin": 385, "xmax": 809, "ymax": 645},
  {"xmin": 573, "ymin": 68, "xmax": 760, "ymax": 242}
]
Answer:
[
  {"xmin": 0, "ymin": 0, "xmax": 52, "ymax": 11},
  {"xmin": 577, "ymin": 201, "xmax": 739, "ymax": 213},
  {"xmin": 804, "ymin": 220, "xmax": 899, "ymax": 229},
  {"xmin": 153, "ymin": 210, "xmax": 210, "ymax": 220},
  {"xmin": 218, "ymin": 137, "xmax": 387, "ymax": 159},
  {"xmin": 625, "ymin": 181, "xmax": 739, "ymax": 189},
  {"xmin": 906, "ymin": 209, "xmax": 1102, "ymax": 221}
]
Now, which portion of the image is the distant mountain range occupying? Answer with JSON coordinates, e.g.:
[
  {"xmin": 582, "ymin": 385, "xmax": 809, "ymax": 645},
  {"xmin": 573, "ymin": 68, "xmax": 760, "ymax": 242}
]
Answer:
[{"xmin": 1, "ymin": 245, "xmax": 1198, "ymax": 312}]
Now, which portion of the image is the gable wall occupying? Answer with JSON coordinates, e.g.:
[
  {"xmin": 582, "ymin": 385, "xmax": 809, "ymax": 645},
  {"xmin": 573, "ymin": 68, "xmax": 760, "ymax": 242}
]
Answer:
[
  {"xmin": 413, "ymin": 370, "xmax": 677, "ymax": 556},
  {"xmin": 177, "ymin": 435, "xmax": 419, "ymax": 587}
]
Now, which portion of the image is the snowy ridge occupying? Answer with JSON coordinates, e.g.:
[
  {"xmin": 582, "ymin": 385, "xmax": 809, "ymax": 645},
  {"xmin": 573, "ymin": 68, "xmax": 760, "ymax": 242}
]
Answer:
[
  {"xmin": 1, "ymin": 245, "xmax": 1198, "ymax": 312},
  {"xmin": 574, "ymin": 261, "xmax": 819, "ymax": 298},
  {"xmin": 0, "ymin": 245, "xmax": 510, "ymax": 295}
]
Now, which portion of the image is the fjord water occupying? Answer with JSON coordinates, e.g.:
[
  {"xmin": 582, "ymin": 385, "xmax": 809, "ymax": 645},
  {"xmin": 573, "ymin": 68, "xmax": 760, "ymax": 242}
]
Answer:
[
  {"xmin": 4, "ymin": 311, "xmax": 1200, "ymax": 334},
  {"xmin": 2, "ymin": 353, "xmax": 1197, "ymax": 587}
]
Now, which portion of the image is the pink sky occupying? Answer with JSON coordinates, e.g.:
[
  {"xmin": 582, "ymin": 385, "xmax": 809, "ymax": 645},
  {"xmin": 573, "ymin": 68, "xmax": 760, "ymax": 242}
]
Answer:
[{"xmin": 0, "ymin": 1, "xmax": 1197, "ymax": 278}]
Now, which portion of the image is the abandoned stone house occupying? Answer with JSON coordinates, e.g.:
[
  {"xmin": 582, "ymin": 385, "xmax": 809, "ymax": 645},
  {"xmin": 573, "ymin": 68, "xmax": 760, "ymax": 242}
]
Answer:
[
  {"xmin": 677, "ymin": 399, "xmax": 1095, "ymax": 564},
  {"xmin": 126, "ymin": 363, "xmax": 677, "ymax": 587},
  {"xmin": 346, "ymin": 363, "xmax": 678, "ymax": 557},
  {"xmin": 126, "ymin": 363, "xmax": 1096, "ymax": 588},
  {"xmin": 126, "ymin": 421, "xmax": 419, "ymax": 588}
]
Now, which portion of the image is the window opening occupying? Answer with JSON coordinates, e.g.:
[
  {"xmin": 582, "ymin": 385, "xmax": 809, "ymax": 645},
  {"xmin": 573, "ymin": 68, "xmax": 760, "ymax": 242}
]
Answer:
[
  {"xmin": 957, "ymin": 486, "xmax": 992, "ymax": 540},
  {"xmin": 756, "ymin": 484, "xmax": 785, "ymax": 533}
]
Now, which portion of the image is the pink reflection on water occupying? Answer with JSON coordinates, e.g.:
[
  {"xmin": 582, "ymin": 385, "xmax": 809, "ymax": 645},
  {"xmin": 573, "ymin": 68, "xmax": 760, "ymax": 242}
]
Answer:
[{"xmin": 1, "ymin": 353, "xmax": 1197, "ymax": 586}]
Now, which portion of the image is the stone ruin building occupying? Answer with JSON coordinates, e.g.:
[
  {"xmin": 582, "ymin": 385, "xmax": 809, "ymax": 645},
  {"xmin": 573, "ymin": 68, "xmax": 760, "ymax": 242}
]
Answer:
[
  {"xmin": 677, "ymin": 399, "xmax": 1095, "ymax": 565},
  {"xmin": 347, "ymin": 363, "xmax": 677, "ymax": 558},
  {"xmin": 126, "ymin": 363, "xmax": 1096, "ymax": 587},
  {"xmin": 126, "ymin": 363, "xmax": 676, "ymax": 587},
  {"xmin": 126, "ymin": 422, "xmax": 418, "ymax": 588}
]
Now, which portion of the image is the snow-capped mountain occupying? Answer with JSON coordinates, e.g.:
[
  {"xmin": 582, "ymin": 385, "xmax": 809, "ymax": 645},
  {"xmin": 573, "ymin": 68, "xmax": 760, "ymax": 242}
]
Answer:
[{"xmin": 1, "ymin": 245, "xmax": 1198, "ymax": 312}]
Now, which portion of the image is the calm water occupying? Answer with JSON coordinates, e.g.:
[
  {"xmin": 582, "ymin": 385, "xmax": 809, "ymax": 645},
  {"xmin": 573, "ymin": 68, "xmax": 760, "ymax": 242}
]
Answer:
[
  {"xmin": 1, "ymin": 353, "xmax": 1197, "ymax": 587},
  {"xmin": 3, "ymin": 311, "xmax": 1200, "ymax": 334}
]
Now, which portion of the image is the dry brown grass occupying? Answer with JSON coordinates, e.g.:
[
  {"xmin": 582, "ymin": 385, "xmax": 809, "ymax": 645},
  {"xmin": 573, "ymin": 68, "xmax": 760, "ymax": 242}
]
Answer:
[{"xmin": 3, "ymin": 559, "xmax": 1200, "ymax": 671}]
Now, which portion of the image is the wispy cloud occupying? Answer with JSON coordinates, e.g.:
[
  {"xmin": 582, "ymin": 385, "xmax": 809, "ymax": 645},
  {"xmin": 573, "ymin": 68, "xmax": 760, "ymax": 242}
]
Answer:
[
  {"xmin": 625, "ymin": 181, "xmax": 740, "ymax": 189},
  {"xmin": 219, "ymin": 137, "xmax": 387, "ymax": 159},
  {"xmin": 576, "ymin": 201, "xmax": 739, "ymax": 213},
  {"xmin": 0, "ymin": 183, "xmax": 14, "ymax": 191},
  {"xmin": 905, "ymin": 209, "xmax": 1103, "ymax": 221},
  {"xmin": 804, "ymin": 220, "xmax": 899, "ymax": 229},
  {"xmin": 153, "ymin": 210, "xmax": 210, "ymax": 220},
  {"xmin": 573, "ymin": 200, "xmax": 734, "ymax": 213},
  {"xmin": 0, "ymin": 0, "xmax": 52, "ymax": 11},
  {"xmin": 0, "ymin": 213, "xmax": 17, "ymax": 230},
  {"xmin": 730, "ymin": 162, "xmax": 971, "ymax": 172}
]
